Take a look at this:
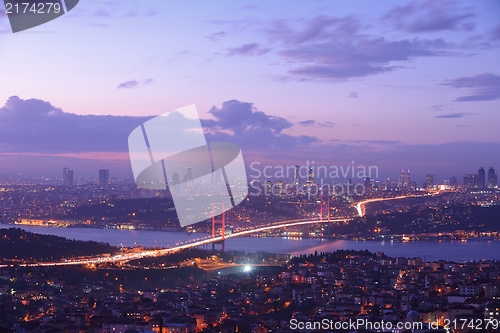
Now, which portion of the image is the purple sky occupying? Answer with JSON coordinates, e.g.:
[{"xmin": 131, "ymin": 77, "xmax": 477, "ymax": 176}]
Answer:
[{"xmin": 0, "ymin": 0, "xmax": 499, "ymax": 183}]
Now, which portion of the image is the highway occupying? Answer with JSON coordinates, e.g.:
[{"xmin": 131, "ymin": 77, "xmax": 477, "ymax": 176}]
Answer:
[
  {"xmin": 0, "ymin": 218, "xmax": 348, "ymax": 268},
  {"xmin": 1, "ymin": 192, "xmax": 437, "ymax": 268}
]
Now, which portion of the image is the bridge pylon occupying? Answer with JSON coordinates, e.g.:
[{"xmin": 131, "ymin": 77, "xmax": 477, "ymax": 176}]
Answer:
[{"xmin": 211, "ymin": 202, "xmax": 226, "ymax": 252}]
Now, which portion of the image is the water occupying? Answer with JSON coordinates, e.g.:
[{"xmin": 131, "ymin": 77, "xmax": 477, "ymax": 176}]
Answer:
[{"xmin": 1, "ymin": 224, "xmax": 499, "ymax": 262}]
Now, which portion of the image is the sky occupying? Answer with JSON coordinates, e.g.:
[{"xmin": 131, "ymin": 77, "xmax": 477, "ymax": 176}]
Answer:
[{"xmin": 0, "ymin": 0, "xmax": 499, "ymax": 183}]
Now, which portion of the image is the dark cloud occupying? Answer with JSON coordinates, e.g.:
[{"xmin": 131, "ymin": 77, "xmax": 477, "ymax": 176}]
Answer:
[
  {"xmin": 206, "ymin": 31, "xmax": 227, "ymax": 41},
  {"xmin": 429, "ymin": 104, "xmax": 451, "ymax": 112},
  {"xmin": 203, "ymin": 100, "xmax": 319, "ymax": 149},
  {"xmin": 226, "ymin": 43, "xmax": 271, "ymax": 56},
  {"xmin": 267, "ymin": 15, "xmax": 361, "ymax": 45},
  {"xmin": 298, "ymin": 120, "xmax": 315, "ymax": 126},
  {"xmin": 441, "ymin": 73, "xmax": 500, "ymax": 102},
  {"xmin": 278, "ymin": 37, "xmax": 460, "ymax": 80},
  {"xmin": 297, "ymin": 120, "xmax": 334, "ymax": 128},
  {"xmin": 320, "ymin": 121, "xmax": 335, "ymax": 128},
  {"xmin": 349, "ymin": 91, "xmax": 359, "ymax": 98},
  {"xmin": 383, "ymin": 0, "xmax": 475, "ymax": 33},
  {"xmin": 0, "ymin": 96, "xmax": 151, "ymax": 153},
  {"xmin": 117, "ymin": 78, "xmax": 154, "ymax": 89},
  {"xmin": 0, "ymin": 97, "xmax": 318, "ymax": 155},
  {"xmin": 434, "ymin": 113, "xmax": 472, "ymax": 119}
]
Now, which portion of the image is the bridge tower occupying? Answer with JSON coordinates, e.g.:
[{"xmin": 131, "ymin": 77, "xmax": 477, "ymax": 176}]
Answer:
[
  {"xmin": 211, "ymin": 202, "xmax": 226, "ymax": 252},
  {"xmin": 319, "ymin": 191, "xmax": 323, "ymax": 221}
]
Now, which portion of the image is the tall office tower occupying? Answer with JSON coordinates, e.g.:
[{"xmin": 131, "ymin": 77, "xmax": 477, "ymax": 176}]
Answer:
[
  {"xmin": 385, "ymin": 177, "xmax": 391, "ymax": 191},
  {"xmin": 186, "ymin": 167, "xmax": 193, "ymax": 182},
  {"xmin": 398, "ymin": 170, "xmax": 405, "ymax": 188},
  {"xmin": 99, "ymin": 169, "xmax": 109, "ymax": 185},
  {"xmin": 463, "ymin": 174, "xmax": 475, "ymax": 188},
  {"xmin": 364, "ymin": 178, "xmax": 372, "ymax": 194},
  {"xmin": 63, "ymin": 167, "xmax": 74, "ymax": 186},
  {"xmin": 425, "ymin": 174, "xmax": 434, "ymax": 189},
  {"xmin": 171, "ymin": 172, "xmax": 180, "ymax": 184},
  {"xmin": 308, "ymin": 167, "xmax": 314, "ymax": 184},
  {"xmin": 405, "ymin": 170, "xmax": 411, "ymax": 188},
  {"xmin": 488, "ymin": 167, "xmax": 498, "ymax": 188},
  {"xmin": 293, "ymin": 165, "xmax": 300, "ymax": 185},
  {"xmin": 477, "ymin": 167, "xmax": 485, "ymax": 188},
  {"xmin": 449, "ymin": 175, "xmax": 458, "ymax": 187},
  {"xmin": 266, "ymin": 180, "xmax": 272, "ymax": 195}
]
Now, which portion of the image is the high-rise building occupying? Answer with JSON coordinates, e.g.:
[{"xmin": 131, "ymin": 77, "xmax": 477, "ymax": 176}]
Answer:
[
  {"xmin": 364, "ymin": 178, "xmax": 372, "ymax": 194},
  {"xmin": 405, "ymin": 170, "xmax": 411, "ymax": 188},
  {"xmin": 293, "ymin": 165, "xmax": 300, "ymax": 185},
  {"xmin": 266, "ymin": 180, "xmax": 272, "ymax": 195},
  {"xmin": 99, "ymin": 169, "xmax": 109, "ymax": 185},
  {"xmin": 449, "ymin": 175, "xmax": 457, "ymax": 187},
  {"xmin": 398, "ymin": 170, "xmax": 405, "ymax": 188},
  {"xmin": 488, "ymin": 167, "xmax": 498, "ymax": 188},
  {"xmin": 308, "ymin": 167, "xmax": 314, "ymax": 184},
  {"xmin": 464, "ymin": 174, "xmax": 475, "ymax": 188},
  {"xmin": 425, "ymin": 174, "xmax": 433, "ymax": 189},
  {"xmin": 63, "ymin": 167, "xmax": 73, "ymax": 186},
  {"xmin": 477, "ymin": 167, "xmax": 485, "ymax": 188},
  {"xmin": 186, "ymin": 167, "xmax": 193, "ymax": 182}
]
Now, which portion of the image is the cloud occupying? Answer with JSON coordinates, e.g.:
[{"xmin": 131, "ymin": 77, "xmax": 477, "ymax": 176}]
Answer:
[
  {"xmin": 117, "ymin": 78, "xmax": 154, "ymax": 89},
  {"xmin": 383, "ymin": 0, "xmax": 475, "ymax": 33},
  {"xmin": 298, "ymin": 120, "xmax": 315, "ymax": 126},
  {"xmin": 441, "ymin": 73, "xmax": 500, "ymax": 102},
  {"xmin": 203, "ymin": 100, "xmax": 319, "ymax": 149},
  {"xmin": 434, "ymin": 113, "xmax": 472, "ymax": 119},
  {"xmin": 206, "ymin": 31, "xmax": 227, "ymax": 41},
  {"xmin": 349, "ymin": 91, "xmax": 359, "ymax": 98},
  {"xmin": 429, "ymin": 104, "xmax": 451, "ymax": 112},
  {"xmin": 0, "ymin": 96, "xmax": 151, "ymax": 153},
  {"xmin": 297, "ymin": 120, "xmax": 335, "ymax": 128},
  {"xmin": 320, "ymin": 121, "xmax": 335, "ymax": 128},
  {"xmin": 226, "ymin": 43, "xmax": 271, "ymax": 56},
  {"xmin": 278, "ymin": 37, "xmax": 460, "ymax": 80},
  {"xmin": 267, "ymin": 15, "xmax": 362, "ymax": 45},
  {"xmin": 0, "ymin": 97, "xmax": 319, "ymax": 155}
]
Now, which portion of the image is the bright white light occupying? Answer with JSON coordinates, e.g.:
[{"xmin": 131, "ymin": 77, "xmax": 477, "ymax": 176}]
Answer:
[{"xmin": 244, "ymin": 265, "xmax": 251, "ymax": 272}]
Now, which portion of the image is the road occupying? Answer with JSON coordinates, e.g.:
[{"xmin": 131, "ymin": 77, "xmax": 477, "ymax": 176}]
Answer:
[{"xmin": 2, "ymin": 192, "xmax": 437, "ymax": 267}]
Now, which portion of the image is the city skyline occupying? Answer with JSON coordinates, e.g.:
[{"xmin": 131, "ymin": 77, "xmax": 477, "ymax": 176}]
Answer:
[
  {"xmin": 0, "ymin": 0, "xmax": 499, "ymax": 185},
  {"xmin": 54, "ymin": 164, "xmax": 498, "ymax": 190}
]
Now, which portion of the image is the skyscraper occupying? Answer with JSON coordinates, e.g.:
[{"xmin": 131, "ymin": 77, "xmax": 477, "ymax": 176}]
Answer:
[
  {"xmin": 463, "ymin": 174, "xmax": 475, "ymax": 188},
  {"xmin": 63, "ymin": 167, "xmax": 73, "ymax": 186},
  {"xmin": 405, "ymin": 170, "xmax": 411, "ymax": 188},
  {"xmin": 398, "ymin": 170, "xmax": 405, "ymax": 188},
  {"xmin": 99, "ymin": 169, "xmax": 109, "ymax": 185},
  {"xmin": 488, "ymin": 167, "xmax": 498, "ymax": 188},
  {"xmin": 293, "ymin": 165, "xmax": 299, "ymax": 185},
  {"xmin": 449, "ymin": 175, "xmax": 457, "ymax": 187},
  {"xmin": 308, "ymin": 167, "xmax": 314, "ymax": 184},
  {"xmin": 364, "ymin": 178, "xmax": 372, "ymax": 194},
  {"xmin": 425, "ymin": 174, "xmax": 433, "ymax": 189},
  {"xmin": 477, "ymin": 167, "xmax": 485, "ymax": 188},
  {"xmin": 186, "ymin": 167, "xmax": 193, "ymax": 182}
]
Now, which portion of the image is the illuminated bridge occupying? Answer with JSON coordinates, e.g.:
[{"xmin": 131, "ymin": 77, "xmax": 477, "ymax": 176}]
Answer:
[{"xmin": 1, "ymin": 193, "xmax": 434, "ymax": 268}]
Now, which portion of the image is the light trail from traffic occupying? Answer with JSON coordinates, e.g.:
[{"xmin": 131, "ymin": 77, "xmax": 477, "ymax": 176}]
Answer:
[
  {"xmin": 2, "ymin": 192, "xmax": 439, "ymax": 268},
  {"xmin": 0, "ymin": 218, "xmax": 348, "ymax": 268}
]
